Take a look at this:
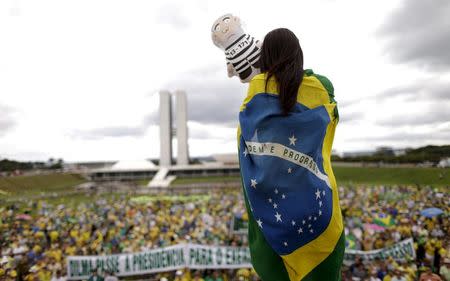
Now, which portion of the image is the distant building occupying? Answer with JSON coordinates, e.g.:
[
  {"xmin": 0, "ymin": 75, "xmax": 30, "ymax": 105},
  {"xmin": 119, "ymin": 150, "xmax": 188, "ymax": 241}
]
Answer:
[
  {"xmin": 63, "ymin": 161, "xmax": 116, "ymax": 172},
  {"xmin": 89, "ymin": 163, "xmax": 239, "ymax": 182},
  {"xmin": 159, "ymin": 90, "xmax": 190, "ymax": 166},
  {"xmin": 175, "ymin": 90, "xmax": 189, "ymax": 165},
  {"xmin": 159, "ymin": 91, "xmax": 173, "ymax": 166},
  {"xmin": 393, "ymin": 149, "xmax": 407, "ymax": 157},
  {"xmin": 375, "ymin": 146, "xmax": 394, "ymax": 156},
  {"xmin": 342, "ymin": 150, "xmax": 374, "ymax": 158},
  {"xmin": 341, "ymin": 147, "xmax": 403, "ymax": 158},
  {"xmin": 438, "ymin": 157, "xmax": 450, "ymax": 168}
]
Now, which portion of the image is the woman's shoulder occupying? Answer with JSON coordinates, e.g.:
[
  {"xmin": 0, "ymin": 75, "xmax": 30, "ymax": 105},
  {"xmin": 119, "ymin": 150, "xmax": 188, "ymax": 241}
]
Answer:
[
  {"xmin": 240, "ymin": 74, "xmax": 268, "ymax": 112},
  {"xmin": 251, "ymin": 73, "xmax": 266, "ymax": 82},
  {"xmin": 248, "ymin": 70, "xmax": 335, "ymax": 99},
  {"xmin": 299, "ymin": 69, "xmax": 337, "ymax": 109},
  {"xmin": 301, "ymin": 69, "xmax": 334, "ymax": 99},
  {"xmin": 247, "ymin": 73, "xmax": 278, "ymax": 95},
  {"xmin": 248, "ymin": 73, "xmax": 271, "ymax": 91},
  {"xmin": 245, "ymin": 70, "xmax": 337, "ymax": 112}
]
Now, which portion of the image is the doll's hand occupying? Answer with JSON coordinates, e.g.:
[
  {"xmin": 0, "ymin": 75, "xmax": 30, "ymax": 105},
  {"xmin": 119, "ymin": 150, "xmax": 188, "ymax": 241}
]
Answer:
[{"xmin": 227, "ymin": 63, "xmax": 237, "ymax": 78}]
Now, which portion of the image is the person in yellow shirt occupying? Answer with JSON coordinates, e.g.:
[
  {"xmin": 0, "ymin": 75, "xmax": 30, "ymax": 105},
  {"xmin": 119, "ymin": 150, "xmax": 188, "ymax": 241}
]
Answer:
[
  {"xmin": 383, "ymin": 273, "xmax": 392, "ymax": 281},
  {"xmin": 49, "ymin": 230, "xmax": 59, "ymax": 243},
  {"xmin": 37, "ymin": 266, "xmax": 51, "ymax": 281},
  {"xmin": 5, "ymin": 268, "xmax": 18, "ymax": 281},
  {"xmin": 34, "ymin": 230, "xmax": 45, "ymax": 239},
  {"xmin": 64, "ymin": 243, "xmax": 77, "ymax": 256},
  {"xmin": 81, "ymin": 229, "xmax": 91, "ymax": 244},
  {"xmin": 53, "ymin": 248, "xmax": 63, "ymax": 262},
  {"xmin": 236, "ymin": 268, "xmax": 251, "ymax": 281},
  {"xmin": 70, "ymin": 227, "xmax": 79, "ymax": 239}
]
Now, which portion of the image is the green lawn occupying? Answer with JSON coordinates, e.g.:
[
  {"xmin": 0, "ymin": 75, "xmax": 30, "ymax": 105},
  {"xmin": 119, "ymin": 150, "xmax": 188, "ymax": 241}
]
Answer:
[
  {"xmin": 43, "ymin": 193, "xmax": 123, "ymax": 206},
  {"xmin": 0, "ymin": 173, "xmax": 86, "ymax": 197},
  {"xmin": 135, "ymin": 179, "xmax": 151, "ymax": 186},
  {"xmin": 170, "ymin": 167, "xmax": 449, "ymax": 187},
  {"xmin": 0, "ymin": 167, "xmax": 448, "ymax": 204},
  {"xmin": 333, "ymin": 166, "xmax": 449, "ymax": 186}
]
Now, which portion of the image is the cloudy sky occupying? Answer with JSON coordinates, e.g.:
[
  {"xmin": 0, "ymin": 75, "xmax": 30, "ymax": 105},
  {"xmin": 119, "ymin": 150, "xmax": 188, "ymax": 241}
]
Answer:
[{"xmin": 0, "ymin": 0, "xmax": 449, "ymax": 162}]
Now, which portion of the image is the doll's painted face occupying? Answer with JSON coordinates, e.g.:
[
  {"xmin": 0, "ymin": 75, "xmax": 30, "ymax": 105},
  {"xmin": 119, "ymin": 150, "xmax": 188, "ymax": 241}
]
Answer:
[{"xmin": 211, "ymin": 14, "xmax": 244, "ymax": 49}]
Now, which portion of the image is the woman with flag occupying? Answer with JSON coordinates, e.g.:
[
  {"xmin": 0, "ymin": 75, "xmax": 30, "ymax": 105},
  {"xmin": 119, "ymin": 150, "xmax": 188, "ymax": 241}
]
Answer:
[{"xmin": 238, "ymin": 28, "xmax": 345, "ymax": 281}]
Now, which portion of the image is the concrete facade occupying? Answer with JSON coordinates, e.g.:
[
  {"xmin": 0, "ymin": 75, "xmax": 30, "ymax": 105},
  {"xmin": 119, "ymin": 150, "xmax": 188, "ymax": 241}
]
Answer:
[
  {"xmin": 175, "ymin": 90, "xmax": 189, "ymax": 165},
  {"xmin": 89, "ymin": 163, "xmax": 239, "ymax": 181},
  {"xmin": 159, "ymin": 91, "xmax": 172, "ymax": 166}
]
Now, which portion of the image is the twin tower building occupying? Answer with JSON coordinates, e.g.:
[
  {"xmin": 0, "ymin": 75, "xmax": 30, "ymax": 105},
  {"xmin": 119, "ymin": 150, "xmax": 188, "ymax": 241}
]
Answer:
[{"xmin": 159, "ymin": 90, "xmax": 189, "ymax": 166}]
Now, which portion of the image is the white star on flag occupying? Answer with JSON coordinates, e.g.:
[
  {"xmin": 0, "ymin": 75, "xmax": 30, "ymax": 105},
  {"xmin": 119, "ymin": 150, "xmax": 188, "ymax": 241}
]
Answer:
[
  {"xmin": 287, "ymin": 167, "xmax": 292, "ymax": 173},
  {"xmin": 319, "ymin": 210, "xmax": 322, "ymax": 216},
  {"xmin": 243, "ymin": 148, "xmax": 248, "ymax": 157},
  {"xmin": 319, "ymin": 201, "xmax": 323, "ymax": 207},
  {"xmin": 251, "ymin": 179, "xmax": 257, "ymax": 189},
  {"xmin": 314, "ymin": 217, "xmax": 317, "ymax": 221},
  {"xmin": 273, "ymin": 203, "xmax": 278, "ymax": 209},
  {"xmin": 308, "ymin": 224, "xmax": 312, "ymax": 228},
  {"xmin": 281, "ymin": 194, "xmax": 286, "ymax": 199},
  {"xmin": 268, "ymin": 198, "xmax": 273, "ymax": 203},
  {"xmin": 274, "ymin": 188, "xmax": 279, "ymax": 194},
  {"xmin": 291, "ymin": 220, "xmax": 296, "ymax": 226},
  {"xmin": 310, "ymin": 229, "xmax": 314, "ymax": 233},
  {"xmin": 308, "ymin": 216, "xmax": 312, "ymax": 220},
  {"xmin": 298, "ymin": 227, "xmax": 303, "ymax": 234},
  {"xmin": 322, "ymin": 190, "xmax": 325, "ymax": 196},
  {"xmin": 275, "ymin": 212, "xmax": 282, "ymax": 222},
  {"xmin": 302, "ymin": 220, "xmax": 306, "ymax": 225},
  {"xmin": 315, "ymin": 189, "xmax": 321, "ymax": 199},
  {"xmin": 257, "ymin": 219, "xmax": 263, "ymax": 228},
  {"xmin": 289, "ymin": 135, "xmax": 297, "ymax": 146},
  {"xmin": 284, "ymin": 241, "xmax": 288, "ymax": 246}
]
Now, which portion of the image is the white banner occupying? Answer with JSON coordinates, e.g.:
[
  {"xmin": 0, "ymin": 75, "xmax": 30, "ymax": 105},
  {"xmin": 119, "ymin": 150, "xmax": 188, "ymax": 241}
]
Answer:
[
  {"xmin": 67, "ymin": 239, "xmax": 415, "ymax": 279},
  {"xmin": 344, "ymin": 238, "xmax": 415, "ymax": 265},
  {"xmin": 67, "ymin": 244, "xmax": 251, "ymax": 280},
  {"xmin": 186, "ymin": 244, "xmax": 251, "ymax": 270}
]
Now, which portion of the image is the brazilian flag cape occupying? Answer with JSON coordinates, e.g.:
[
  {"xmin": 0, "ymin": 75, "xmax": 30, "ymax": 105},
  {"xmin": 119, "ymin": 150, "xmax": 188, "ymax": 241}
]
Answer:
[{"xmin": 237, "ymin": 70, "xmax": 344, "ymax": 281}]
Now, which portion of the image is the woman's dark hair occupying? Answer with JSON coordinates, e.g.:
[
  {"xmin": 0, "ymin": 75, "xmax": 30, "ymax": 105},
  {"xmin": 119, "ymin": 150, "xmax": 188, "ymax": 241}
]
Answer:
[{"xmin": 260, "ymin": 28, "xmax": 304, "ymax": 115}]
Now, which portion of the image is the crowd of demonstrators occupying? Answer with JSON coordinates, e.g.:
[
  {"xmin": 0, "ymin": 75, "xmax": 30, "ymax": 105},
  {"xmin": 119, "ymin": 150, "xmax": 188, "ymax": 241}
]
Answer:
[
  {"xmin": 80, "ymin": 267, "xmax": 259, "ymax": 281},
  {"xmin": 340, "ymin": 185, "xmax": 449, "ymax": 281},
  {"xmin": 0, "ymin": 184, "xmax": 448, "ymax": 281},
  {"xmin": 0, "ymin": 190, "xmax": 249, "ymax": 281}
]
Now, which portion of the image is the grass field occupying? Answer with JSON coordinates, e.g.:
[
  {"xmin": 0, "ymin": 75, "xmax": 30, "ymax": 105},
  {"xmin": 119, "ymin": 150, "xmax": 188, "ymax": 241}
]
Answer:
[
  {"xmin": 333, "ymin": 166, "xmax": 449, "ymax": 186},
  {"xmin": 0, "ymin": 167, "xmax": 448, "ymax": 203},
  {"xmin": 0, "ymin": 173, "xmax": 86, "ymax": 198},
  {"xmin": 170, "ymin": 167, "xmax": 449, "ymax": 187}
]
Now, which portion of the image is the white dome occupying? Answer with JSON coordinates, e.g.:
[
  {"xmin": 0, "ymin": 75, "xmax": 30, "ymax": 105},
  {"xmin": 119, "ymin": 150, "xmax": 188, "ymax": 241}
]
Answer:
[{"xmin": 110, "ymin": 159, "xmax": 156, "ymax": 171}]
